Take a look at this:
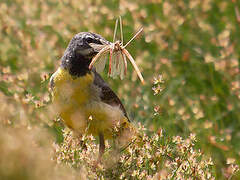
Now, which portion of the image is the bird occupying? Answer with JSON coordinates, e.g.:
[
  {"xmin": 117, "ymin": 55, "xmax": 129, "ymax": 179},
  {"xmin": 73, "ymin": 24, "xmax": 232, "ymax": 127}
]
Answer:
[{"xmin": 50, "ymin": 32, "xmax": 134, "ymax": 161}]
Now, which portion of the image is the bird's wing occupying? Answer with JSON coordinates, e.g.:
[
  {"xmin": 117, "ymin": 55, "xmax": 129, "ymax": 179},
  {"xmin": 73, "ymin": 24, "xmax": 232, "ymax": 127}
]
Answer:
[{"xmin": 92, "ymin": 69, "xmax": 130, "ymax": 121}]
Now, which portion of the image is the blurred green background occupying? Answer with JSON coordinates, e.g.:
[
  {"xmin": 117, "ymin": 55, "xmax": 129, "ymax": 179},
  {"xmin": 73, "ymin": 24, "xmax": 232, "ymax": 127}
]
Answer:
[{"xmin": 0, "ymin": 0, "xmax": 239, "ymax": 179}]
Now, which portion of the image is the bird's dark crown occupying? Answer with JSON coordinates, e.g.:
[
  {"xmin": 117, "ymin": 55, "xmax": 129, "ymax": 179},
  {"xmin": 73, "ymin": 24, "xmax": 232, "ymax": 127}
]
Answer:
[{"xmin": 61, "ymin": 32, "xmax": 109, "ymax": 77}]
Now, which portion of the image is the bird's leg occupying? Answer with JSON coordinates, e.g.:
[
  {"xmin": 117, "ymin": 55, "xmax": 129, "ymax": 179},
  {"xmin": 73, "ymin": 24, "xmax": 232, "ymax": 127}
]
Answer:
[{"xmin": 98, "ymin": 132, "xmax": 105, "ymax": 162}]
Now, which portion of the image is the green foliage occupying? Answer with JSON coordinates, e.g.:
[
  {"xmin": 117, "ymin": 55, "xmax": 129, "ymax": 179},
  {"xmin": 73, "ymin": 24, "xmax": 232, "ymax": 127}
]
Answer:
[{"xmin": 0, "ymin": 0, "xmax": 239, "ymax": 179}]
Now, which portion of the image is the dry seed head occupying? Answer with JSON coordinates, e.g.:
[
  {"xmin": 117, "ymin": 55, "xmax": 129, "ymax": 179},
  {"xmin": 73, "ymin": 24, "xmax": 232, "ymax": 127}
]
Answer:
[{"xmin": 89, "ymin": 17, "xmax": 144, "ymax": 84}]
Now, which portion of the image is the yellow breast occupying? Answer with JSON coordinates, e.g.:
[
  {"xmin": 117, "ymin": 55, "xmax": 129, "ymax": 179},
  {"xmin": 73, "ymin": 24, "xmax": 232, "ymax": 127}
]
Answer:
[
  {"xmin": 51, "ymin": 67, "xmax": 94, "ymax": 130},
  {"xmin": 51, "ymin": 67, "xmax": 94, "ymax": 104}
]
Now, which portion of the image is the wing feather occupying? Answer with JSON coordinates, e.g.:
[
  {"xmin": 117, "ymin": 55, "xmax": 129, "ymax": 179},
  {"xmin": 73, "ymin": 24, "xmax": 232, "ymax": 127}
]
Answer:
[{"xmin": 92, "ymin": 69, "xmax": 130, "ymax": 121}]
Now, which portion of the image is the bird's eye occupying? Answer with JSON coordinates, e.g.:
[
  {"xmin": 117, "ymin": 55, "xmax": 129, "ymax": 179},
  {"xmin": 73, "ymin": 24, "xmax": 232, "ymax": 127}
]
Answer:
[{"xmin": 85, "ymin": 37, "xmax": 94, "ymax": 43}]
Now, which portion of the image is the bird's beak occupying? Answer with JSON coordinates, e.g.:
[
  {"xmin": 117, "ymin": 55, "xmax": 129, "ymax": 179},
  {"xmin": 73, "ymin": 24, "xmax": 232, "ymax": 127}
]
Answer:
[{"xmin": 89, "ymin": 39, "xmax": 111, "ymax": 53}]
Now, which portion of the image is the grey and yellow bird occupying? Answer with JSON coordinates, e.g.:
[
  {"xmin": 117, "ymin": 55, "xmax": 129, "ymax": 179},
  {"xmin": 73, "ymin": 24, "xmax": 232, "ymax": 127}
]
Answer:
[{"xmin": 50, "ymin": 32, "xmax": 133, "ymax": 160}]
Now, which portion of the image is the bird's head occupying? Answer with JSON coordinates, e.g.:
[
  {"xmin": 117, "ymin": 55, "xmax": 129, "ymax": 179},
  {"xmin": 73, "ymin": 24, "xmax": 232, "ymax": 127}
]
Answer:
[{"xmin": 61, "ymin": 32, "xmax": 110, "ymax": 76}]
